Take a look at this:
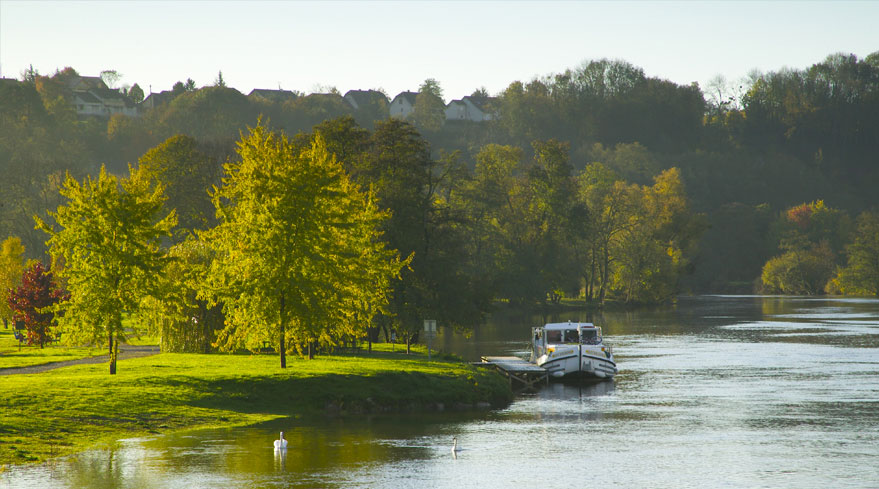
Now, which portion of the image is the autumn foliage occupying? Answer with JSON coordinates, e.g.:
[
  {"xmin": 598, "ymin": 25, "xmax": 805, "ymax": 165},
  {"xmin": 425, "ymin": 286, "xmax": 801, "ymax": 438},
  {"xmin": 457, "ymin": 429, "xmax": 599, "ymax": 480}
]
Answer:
[{"xmin": 7, "ymin": 262, "xmax": 68, "ymax": 347}]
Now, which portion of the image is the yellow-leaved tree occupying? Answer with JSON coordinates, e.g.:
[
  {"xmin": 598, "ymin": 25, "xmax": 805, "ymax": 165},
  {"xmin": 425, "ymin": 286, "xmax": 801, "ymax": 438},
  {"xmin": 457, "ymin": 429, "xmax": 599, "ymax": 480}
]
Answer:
[
  {"xmin": 203, "ymin": 124, "xmax": 406, "ymax": 367},
  {"xmin": 36, "ymin": 166, "xmax": 176, "ymax": 374}
]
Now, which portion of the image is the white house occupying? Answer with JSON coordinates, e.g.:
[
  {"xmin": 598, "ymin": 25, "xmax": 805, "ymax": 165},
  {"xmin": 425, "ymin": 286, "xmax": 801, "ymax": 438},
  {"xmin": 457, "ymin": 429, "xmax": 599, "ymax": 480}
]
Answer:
[
  {"xmin": 444, "ymin": 96, "xmax": 495, "ymax": 122},
  {"xmin": 389, "ymin": 91, "xmax": 418, "ymax": 119},
  {"xmin": 462, "ymin": 96, "xmax": 494, "ymax": 121},
  {"xmin": 444, "ymin": 99, "xmax": 468, "ymax": 121}
]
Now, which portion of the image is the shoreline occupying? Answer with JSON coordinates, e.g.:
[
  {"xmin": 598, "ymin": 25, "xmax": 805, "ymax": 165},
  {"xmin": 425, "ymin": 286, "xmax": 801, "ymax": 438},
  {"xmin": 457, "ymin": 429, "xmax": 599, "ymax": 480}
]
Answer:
[{"xmin": 0, "ymin": 350, "xmax": 513, "ymax": 466}]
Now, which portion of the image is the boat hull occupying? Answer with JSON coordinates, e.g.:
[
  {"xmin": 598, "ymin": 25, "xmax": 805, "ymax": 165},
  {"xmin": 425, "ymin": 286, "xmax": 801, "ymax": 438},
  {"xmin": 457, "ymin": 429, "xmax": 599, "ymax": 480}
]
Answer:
[{"xmin": 536, "ymin": 352, "xmax": 617, "ymax": 380}]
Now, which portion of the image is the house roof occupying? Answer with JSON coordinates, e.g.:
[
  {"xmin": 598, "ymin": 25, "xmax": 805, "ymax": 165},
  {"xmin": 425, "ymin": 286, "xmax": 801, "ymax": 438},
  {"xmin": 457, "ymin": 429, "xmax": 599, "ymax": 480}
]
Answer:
[
  {"xmin": 343, "ymin": 89, "xmax": 389, "ymax": 108},
  {"xmin": 462, "ymin": 95, "xmax": 496, "ymax": 111},
  {"xmin": 72, "ymin": 91, "xmax": 102, "ymax": 104},
  {"xmin": 248, "ymin": 88, "xmax": 299, "ymax": 102},
  {"xmin": 142, "ymin": 90, "xmax": 175, "ymax": 107},
  {"xmin": 391, "ymin": 91, "xmax": 418, "ymax": 106},
  {"xmin": 446, "ymin": 99, "xmax": 467, "ymax": 107},
  {"xmin": 68, "ymin": 75, "xmax": 108, "ymax": 91},
  {"xmin": 90, "ymin": 88, "xmax": 135, "ymax": 107}
]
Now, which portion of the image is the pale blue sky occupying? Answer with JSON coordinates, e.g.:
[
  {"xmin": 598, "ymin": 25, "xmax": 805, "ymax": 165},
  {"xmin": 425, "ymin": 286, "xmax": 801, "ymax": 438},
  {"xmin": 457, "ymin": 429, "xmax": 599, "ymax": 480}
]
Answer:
[{"xmin": 1, "ymin": 1, "xmax": 877, "ymax": 101}]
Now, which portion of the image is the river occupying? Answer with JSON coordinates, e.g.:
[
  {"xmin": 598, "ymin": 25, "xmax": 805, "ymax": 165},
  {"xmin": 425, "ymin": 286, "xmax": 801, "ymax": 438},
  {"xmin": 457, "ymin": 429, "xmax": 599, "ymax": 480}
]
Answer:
[{"xmin": 3, "ymin": 295, "xmax": 878, "ymax": 488}]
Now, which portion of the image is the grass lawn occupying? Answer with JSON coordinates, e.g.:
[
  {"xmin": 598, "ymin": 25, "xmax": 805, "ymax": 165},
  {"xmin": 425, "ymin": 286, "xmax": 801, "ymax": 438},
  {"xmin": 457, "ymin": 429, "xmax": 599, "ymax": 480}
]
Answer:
[
  {"xmin": 0, "ymin": 328, "xmax": 103, "ymax": 369},
  {"xmin": 0, "ymin": 347, "xmax": 512, "ymax": 466}
]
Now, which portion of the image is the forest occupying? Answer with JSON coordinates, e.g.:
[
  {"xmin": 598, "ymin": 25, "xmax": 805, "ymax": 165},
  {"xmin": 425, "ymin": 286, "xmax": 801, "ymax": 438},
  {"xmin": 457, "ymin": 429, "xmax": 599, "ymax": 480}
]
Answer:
[{"xmin": 2, "ymin": 52, "xmax": 879, "ymax": 354}]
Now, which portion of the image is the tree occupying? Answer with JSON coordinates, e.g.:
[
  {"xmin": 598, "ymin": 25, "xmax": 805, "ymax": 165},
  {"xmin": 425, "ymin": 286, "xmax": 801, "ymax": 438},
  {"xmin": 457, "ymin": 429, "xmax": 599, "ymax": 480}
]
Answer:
[
  {"xmin": 100, "ymin": 70, "xmax": 121, "ymax": 89},
  {"xmin": 611, "ymin": 168, "xmax": 704, "ymax": 303},
  {"xmin": 833, "ymin": 211, "xmax": 879, "ymax": 296},
  {"xmin": 36, "ymin": 166, "xmax": 176, "ymax": 374},
  {"xmin": 203, "ymin": 124, "xmax": 405, "ymax": 366},
  {"xmin": 139, "ymin": 237, "xmax": 224, "ymax": 352},
  {"xmin": 20, "ymin": 64, "xmax": 39, "ymax": 83},
  {"xmin": 128, "ymin": 83, "xmax": 144, "ymax": 104},
  {"xmin": 576, "ymin": 163, "xmax": 633, "ymax": 303},
  {"xmin": 137, "ymin": 134, "xmax": 218, "ymax": 236},
  {"xmin": 761, "ymin": 201, "xmax": 851, "ymax": 295},
  {"xmin": 7, "ymin": 261, "xmax": 67, "ymax": 347},
  {"xmin": 410, "ymin": 78, "xmax": 446, "ymax": 132},
  {"xmin": 215, "ymin": 71, "xmax": 226, "ymax": 88},
  {"xmin": 761, "ymin": 243, "xmax": 836, "ymax": 295},
  {"xmin": 0, "ymin": 237, "xmax": 26, "ymax": 328}
]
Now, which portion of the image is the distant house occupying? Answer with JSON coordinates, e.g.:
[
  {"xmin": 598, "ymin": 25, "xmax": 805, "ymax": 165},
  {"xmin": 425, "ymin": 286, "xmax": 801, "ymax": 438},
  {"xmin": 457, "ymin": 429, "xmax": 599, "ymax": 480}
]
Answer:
[
  {"xmin": 248, "ymin": 88, "xmax": 299, "ymax": 103},
  {"xmin": 444, "ymin": 99, "xmax": 469, "ymax": 121},
  {"xmin": 389, "ymin": 91, "xmax": 418, "ymax": 119},
  {"xmin": 72, "ymin": 87, "xmax": 137, "ymax": 118},
  {"xmin": 0, "ymin": 77, "xmax": 20, "ymax": 88},
  {"xmin": 72, "ymin": 90, "xmax": 106, "ymax": 117},
  {"xmin": 90, "ymin": 88, "xmax": 138, "ymax": 117},
  {"xmin": 67, "ymin": 75, "xmax": 108, "ymax": 91},
  {"xmin": 343, "ymin": 89, "xmax": 389, "ymax": 110},
  {"xmin": 445, "ymin": 95, "xmax": 495, "ymax": 122},
  {"xmin": 63, "ymin": 73, "xmax": 138, "ymax": 118},
  {"xmin": 141, "ymin": 90, "xmax": 176, "ymax": 110}
]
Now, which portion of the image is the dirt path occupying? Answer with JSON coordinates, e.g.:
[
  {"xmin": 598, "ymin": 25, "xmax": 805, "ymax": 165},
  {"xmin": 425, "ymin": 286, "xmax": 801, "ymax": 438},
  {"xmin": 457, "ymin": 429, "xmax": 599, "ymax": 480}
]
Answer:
[{"xmin": 0, "ymin": 344, "xmax": 160, "ymax": 375}]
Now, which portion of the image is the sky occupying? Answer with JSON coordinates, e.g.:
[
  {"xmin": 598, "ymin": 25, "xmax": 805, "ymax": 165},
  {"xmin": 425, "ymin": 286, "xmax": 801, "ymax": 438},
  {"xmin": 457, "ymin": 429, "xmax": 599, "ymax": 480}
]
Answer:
[{"xmin": 1, "ymin": 1, "xmax": 878, "ymax": 101}]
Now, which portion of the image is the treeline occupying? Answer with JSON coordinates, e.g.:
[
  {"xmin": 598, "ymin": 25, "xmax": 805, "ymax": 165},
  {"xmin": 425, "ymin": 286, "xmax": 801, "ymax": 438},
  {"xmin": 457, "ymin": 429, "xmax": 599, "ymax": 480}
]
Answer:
[
  {"xmin": 2, "ymin": 52, "xmax": 879, "ymax": 300},
  {"xmin": 1, "ymin": 119, "xmax": 700, "ymax": 361}
]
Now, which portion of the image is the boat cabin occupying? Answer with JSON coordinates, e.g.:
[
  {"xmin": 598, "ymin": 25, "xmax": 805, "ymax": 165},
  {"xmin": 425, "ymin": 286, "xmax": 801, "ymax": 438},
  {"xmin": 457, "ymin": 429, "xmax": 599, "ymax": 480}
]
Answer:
[{"xmin": 531, "ymin": 322, "xmax": 603, "ymax": 360}]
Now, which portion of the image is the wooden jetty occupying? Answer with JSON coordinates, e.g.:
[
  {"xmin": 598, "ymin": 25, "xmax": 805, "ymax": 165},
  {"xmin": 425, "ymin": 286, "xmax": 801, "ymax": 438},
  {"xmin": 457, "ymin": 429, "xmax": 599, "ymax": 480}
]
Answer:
[{"xmin": 477, "ymin": 356, "xmax": 549, "ymax": 392}]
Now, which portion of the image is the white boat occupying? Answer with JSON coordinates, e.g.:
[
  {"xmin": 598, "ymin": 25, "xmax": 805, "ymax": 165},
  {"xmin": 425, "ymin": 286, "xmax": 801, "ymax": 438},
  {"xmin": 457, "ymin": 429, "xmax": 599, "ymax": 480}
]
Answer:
[{"xmin": 530, "ymin": 321, "xmax": 617, "ymax": 380}]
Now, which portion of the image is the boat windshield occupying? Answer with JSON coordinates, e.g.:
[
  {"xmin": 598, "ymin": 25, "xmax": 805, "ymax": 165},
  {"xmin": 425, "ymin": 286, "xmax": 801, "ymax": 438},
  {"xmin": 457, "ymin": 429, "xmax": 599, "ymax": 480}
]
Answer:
[
  {"xmin": 581, "ymin": 328, "xmax": 599, "ymax": 345},
  {"xmin": 545, "ymin": 329, "xmax": 579, "ymax": 343}
]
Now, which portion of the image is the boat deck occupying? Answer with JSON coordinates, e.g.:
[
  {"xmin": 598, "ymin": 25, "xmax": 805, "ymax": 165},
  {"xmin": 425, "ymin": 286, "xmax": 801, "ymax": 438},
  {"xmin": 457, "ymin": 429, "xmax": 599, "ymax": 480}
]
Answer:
[{"xmin": 476, "ymin": 356, "xmax": 549, "ymax": 392}]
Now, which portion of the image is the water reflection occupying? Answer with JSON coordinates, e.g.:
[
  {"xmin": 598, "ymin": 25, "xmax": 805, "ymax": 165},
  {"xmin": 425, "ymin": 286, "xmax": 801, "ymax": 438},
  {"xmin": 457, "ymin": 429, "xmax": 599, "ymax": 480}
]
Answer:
[{"xmin": 4, "ymin": 296, "xmax": 879, "ymax": 488}]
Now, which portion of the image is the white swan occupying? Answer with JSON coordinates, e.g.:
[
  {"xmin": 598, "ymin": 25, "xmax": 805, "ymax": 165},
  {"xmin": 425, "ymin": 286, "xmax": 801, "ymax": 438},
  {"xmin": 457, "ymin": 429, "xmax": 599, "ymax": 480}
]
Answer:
[
  {"xmin": 274, "ymin": 431, "xmax": 288, "ymax": 449},
  {"xmin": 451, "ymin": 437, "xmax": 463, "ymax": 453}
]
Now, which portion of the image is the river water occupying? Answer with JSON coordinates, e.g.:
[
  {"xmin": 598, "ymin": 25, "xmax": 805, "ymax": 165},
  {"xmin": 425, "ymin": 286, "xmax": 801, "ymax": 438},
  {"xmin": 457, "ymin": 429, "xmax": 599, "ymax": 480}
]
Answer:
[{"xmin": 4, "ymin": 296, "xmax": 879, "ymax": 488}]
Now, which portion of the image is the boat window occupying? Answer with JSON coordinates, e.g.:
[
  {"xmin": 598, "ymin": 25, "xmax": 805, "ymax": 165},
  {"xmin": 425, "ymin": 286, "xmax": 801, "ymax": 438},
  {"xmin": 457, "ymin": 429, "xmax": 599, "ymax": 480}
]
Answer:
[
  {"xmin": 581, "ymin": 329, "xmax": 598, "ymax": 345},
  {"xmin": 546, "ymin": 330, "xmax": 562, "ymax": 343},
  {"xmin": 563, "ymin": 329, "xmax": 579, "ymax": 343}
]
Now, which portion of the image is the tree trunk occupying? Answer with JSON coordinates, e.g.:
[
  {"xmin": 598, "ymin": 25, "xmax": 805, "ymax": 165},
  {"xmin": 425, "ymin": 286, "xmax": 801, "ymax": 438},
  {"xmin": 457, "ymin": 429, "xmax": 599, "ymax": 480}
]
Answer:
[
  {"xmin": 279, "ymin": 295, "xmax": 287, "ymax": 369},
  {"xmin": 406, "ymin": 335, "xmax": 411, "ymax": 355},
  {"xmin": 109, "ymin": 331, "xmax": 116, "ymax": 375},
  {"xmin": 308, "ymin": 339, "xmax": 314, "ymax": 360}
]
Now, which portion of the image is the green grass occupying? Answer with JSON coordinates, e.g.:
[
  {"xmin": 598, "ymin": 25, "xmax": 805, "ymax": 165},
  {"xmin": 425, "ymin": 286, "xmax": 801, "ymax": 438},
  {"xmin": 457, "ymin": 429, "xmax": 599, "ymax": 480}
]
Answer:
[
  {"xmin": 0, "ymin": 349, "xmax": 512, "ymax": 465},
  {"xmin": 0, "ymin": 328, "xmax": 103, "ymax": 369}
]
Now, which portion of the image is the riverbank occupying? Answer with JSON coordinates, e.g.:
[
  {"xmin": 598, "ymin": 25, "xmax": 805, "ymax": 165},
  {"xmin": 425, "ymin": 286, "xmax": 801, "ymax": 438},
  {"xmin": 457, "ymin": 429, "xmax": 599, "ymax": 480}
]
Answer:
[{"xmin": 0, "ymin": 349, "xmax": 513, "ymax": 466}]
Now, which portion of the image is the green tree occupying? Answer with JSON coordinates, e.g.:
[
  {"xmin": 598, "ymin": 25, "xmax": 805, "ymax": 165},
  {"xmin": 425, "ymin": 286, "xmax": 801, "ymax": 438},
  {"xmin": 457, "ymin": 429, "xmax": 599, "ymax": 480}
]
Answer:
[
  {"xmin": 576, "ymin": 163, "xmax": 635, "ymax": 303},
  {"xmin": 203, "ymin": 124, "xmax": 404, "ymax": 366},
  {"xmin": 761, "ymin": 243, "xmax": 836, "ymax": 295},
  {"xmin": 833, "ymin": 211, "xmax": 879, "ymax": 296},
  {"xmin": 0, "ymin": 236, "xmax": 26, "ymax": 328},
  {"xmin": 410, "ymin": 78, "xmax": 445, "ymax": 132},
  {"xmin": 761, "ymin": 200, "xmax": 851, "ymax": 295},
  {"xmin": 612, "ymin": 168, "xmax": 704, "ymax": 303},
  {"xmin": 36, "ymin": 166, "xmax": 177, "ymax": 374},
  {"xmin": 139, "ymin": 237, "xmax": 224, "ymax": 352},
  {"xmin": 137, "ymin": 134, "xmax": 218, "ymax": 236},
  {"xmin": 128, "ymin": 83, "xmax": 144, "ymax": 104}
]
